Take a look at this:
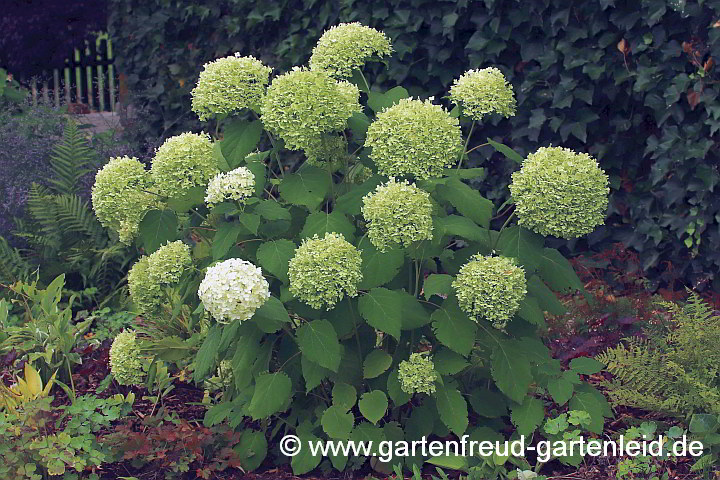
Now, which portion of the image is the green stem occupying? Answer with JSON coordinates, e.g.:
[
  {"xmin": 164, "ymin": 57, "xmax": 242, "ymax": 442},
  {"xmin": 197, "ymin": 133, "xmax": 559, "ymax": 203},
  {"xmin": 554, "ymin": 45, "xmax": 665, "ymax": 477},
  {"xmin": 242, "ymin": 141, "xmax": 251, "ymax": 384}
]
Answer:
[
  {"xmin": 492, "ymin": 211, "xmax": 516, "ymax": 251},
  {"xmin": 413, "ymin": 260, "xmax": 421, "ymax": 298},
  {"xmin": 457, "ymin": 120, "xmax": 476, "ymax": 170},
  {"xmin": 66, "ymin": 357, "xmax": 75, "ymax": 396},
  {"xmin": 465, "ymin": 142, "xmax": 489, "ymax": 155},
  {"xmin": 348, "ymin": 299, "xmax": 365, "ymax": 370},
  {"xmin": 358, "ymin": 70, "xmax": 371, "ymax": 92}
]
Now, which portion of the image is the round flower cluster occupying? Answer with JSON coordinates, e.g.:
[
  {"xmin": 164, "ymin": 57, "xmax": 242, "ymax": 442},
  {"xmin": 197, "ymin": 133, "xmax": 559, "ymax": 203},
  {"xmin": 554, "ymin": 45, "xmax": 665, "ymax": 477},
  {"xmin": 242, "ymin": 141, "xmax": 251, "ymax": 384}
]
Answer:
[
  {"xmin": 398, "ymin": 353, "xmax": 438, "ymax": 395},
  {"xmin": 509, "ymin": 146, "xmax": 609, "ymax": 239},
  {"xmin": 365, "ymin": 98, "xmax": 463, "ymax": 179},
  {"xmin": 452, "ymin": 255, "xmax": 527, "ymax": 330},
  {"xmin": 91, "ymin": 156, "xmax": 158, "ymax": 244},
  {"xmin": 109, "ymin": 330, "xmax": 145, "ymax": 386},
  {"xmin": 191, "ymin": 55, "xmax": 272, "ymax": 121},
  {"xmin": 205, "ymin": 166, "xmax": 255, "ymax": 208},
  {"xmin": 303, "ymin": 134, "xmax": 348, "ymax": 166},
  {"xmin": 309, "ymin": 22, "xmax": 393, "ymax": 79},
  {"xmin": 261, "ymin": 67, "xmax": 362, "ymax": 151},
  {"xmin": 128, "ymin": 241, "xmax": 192, "ymax": 317},
  {"xmin": 198, "ymin": 258, "xmax": 270, "ymax": 324},
  {"xmin": 449, "ymin": 67, "xmax": 517, "ymax": 121},
  {"xmin": 151, "ymin": 132, "xmax": 218, "ymax": 198},
  {"xmin": 361, "ymin": 178, "xmax": 433, "ymax": 251},
  {"xmin": 288, "ymin": 233, "xmax": 362, "ymax": 310}
]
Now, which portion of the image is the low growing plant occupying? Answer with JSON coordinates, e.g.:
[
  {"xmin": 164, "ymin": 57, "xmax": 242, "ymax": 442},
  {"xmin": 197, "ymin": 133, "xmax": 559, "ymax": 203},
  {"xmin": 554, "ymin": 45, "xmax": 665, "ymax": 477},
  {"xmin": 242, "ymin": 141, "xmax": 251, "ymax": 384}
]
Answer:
[{"xmin": 95, "ymin": 23, "xmax": 612, "ymax": 474}]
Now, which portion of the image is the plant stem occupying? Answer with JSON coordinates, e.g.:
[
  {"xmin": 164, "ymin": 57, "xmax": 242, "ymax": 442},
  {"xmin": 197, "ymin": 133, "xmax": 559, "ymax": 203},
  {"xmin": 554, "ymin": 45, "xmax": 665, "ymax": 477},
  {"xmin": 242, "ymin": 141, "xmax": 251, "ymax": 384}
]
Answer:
[
  {"xmin": 457, "ymin": 120, "xmax": 476, "ymax": 170},
  {"xmin": 66, "ymin": 357, "xmax": 75, "ymax": 396},
  {"xmin": 465, "ymin": 142, "xmax": 489, "ymax": 155},
  {"xmin": 358, "ymin": 70, "xmax": 371, "ymax": 92},
  {"xmin": 492, "ymin": 211, "xmax": 516, "ymax": 251}
]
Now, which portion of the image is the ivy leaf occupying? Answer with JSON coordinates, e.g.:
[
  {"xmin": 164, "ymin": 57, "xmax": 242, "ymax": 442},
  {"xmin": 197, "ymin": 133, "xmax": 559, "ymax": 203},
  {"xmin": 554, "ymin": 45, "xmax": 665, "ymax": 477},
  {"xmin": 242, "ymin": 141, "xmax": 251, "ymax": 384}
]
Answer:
[
  {"xmin": 435, "ymin": 178, "xmax": 493, "ymax": 228},
  {"xmin": 358, "ymin": 288, "xmax": 403, "ymax": 341},
  {"xmin": 139, "ymin": 209, "xmax": 178, "ymax": 254},
  {"xmin": 511, "ymin": 397, "xmax": 545, "ymax": 436},
  {"xmin": 435, "ymin": 384, "xmax": 469, "ymax": 435},
  {"xmin": 296, "ymin": 319, "xmax": 342, "ymax": 372},
  {"xmin": 221, "ymin": 119, "xmax": 263, "ymax": 168},
  {"xmin": 363, "ymin": 349, "xmax": 392, "ymax": 379},
  {"xmin": 490, "ymin": 337, "xmax": 532, "ymax": 403},
  {"xmin": 322, "ymin": 405, "xmax": 355, "ymax": 439},
  {"xmin": 358, "ymin": 390, "xmax": 388, "ymax": 424},
  {"xmin": 256, "ymin": 239, "xmax": 296, "ymax": 283},
  {"xmin": 487, "ymin": 138, "xmax": 524, "ymax": 164},
  {"xmin": 248, "ymin": 371, "xmax": 292, "ymax": 420},
  {"xmin": 423, "ymin": 274, "xmax": 453, "ymax": 300},
  {"xmin": 193, "ymin": 325, "xmax": 222, "ymax": 382},
  {"xmin": 538, "ymin": 248, "xmax": 584, "ymax": 293},
  {"xmin": 496, "ymin": 226, "xmax": 545, "ymax": 273},
  {"xmin": 548, "ymin": 377, "xmax": 574, "ymax": 406},
  {"xmin": 332, "ymin": 382, "xmax": 357, "ymax": 411},
  {"xmin": 358, "ymin": 240, "xmax": 405, "ymax": 289},
  {"xmin": 300, "ymin": 211, "xmax": 356, "ymax": 241},
  {"xmin": 569, "ymin": 357, "xmax": 605, "ymax": 375},
  {"xmin": 431, "ymin": 298, "xmax": 477, "ymax": 356},
  {"xmin": 278, "ymin": 166, "xmax": 331, "ymax": 210}
]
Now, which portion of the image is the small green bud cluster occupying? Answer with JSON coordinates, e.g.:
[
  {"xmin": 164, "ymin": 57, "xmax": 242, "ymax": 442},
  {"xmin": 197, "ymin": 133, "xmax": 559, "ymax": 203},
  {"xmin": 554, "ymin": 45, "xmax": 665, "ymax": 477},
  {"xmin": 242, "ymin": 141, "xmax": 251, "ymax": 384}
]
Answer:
[
  {"xmin": 398, "ymin": 352, "xmax": 438, "ymax": 395},
  {"xmin": 449, "ymin": 67, "xmax": 517, "ymax": 121},
  {"xmin": 109, "ymin": 330, "xmax": 145, "ymax": 386}
]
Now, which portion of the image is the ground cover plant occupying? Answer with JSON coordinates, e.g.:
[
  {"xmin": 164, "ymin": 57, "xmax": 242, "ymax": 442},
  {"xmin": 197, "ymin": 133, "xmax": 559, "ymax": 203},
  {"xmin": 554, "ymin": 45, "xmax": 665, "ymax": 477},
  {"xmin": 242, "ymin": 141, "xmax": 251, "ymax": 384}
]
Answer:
[{"xmin": 89, "ymin": 23, "xmax": 622, "ymax": 477}]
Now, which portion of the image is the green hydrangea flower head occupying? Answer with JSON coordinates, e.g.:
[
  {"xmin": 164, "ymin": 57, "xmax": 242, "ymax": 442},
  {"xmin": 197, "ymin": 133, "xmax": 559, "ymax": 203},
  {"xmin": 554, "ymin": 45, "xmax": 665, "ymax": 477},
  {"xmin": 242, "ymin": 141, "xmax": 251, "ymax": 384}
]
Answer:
[
  {"xmin": 91, "ymin": 156, "xmax": 159, "ymax": 244},
  {"xmin": 361, "ymin": 178, "xmax": 433, "ymax": 251},
  {"xmin": 151, "ymin": 132, "xmax": 218, "ymax": 198},
  {"xmin": 452, "ymin": 255, "xmax": 527, "ymax": 330},
  {"xmin": 309, "ymin": 22, "xmax": 393, "ymax": 79},
  {"xmin": 205, "ymin": 166, "xmax": 255, "ymax": 208},
  {"xmin": 191, "ymin": 54, "xmax": 272, "ymax": 121},
  {"xmin": 110, "ymin": 330, "xmax": 145, "ymax": 386},
  {"xmin": 288, "ymin": 232, "xmax": 363, "ymax": 310},
  {"xmin": 198, "ymin": 258, "xmax": 270, "ymax": 324},
  {"xmin": 128, "ymin": 256, "xmax": 162, "ymax": 317},
  {"xmin": 303, "ymin": 134, "xmax": 348, "ymax": 166},
  {"xmin": 365, "ymin": 97, "xmax": 463, "ymax": 179},
  {"xmin": 398, "ymin": 352, "xmax": 438, "ymax": 395},
  {"xmin": 449, "ymin": 67, "xmax": 517, "ymax": 120},
  {"xmin": 261, "ymin": 67, "xmax": 362, "ymax": 151},
  {"xmin": 509, "ymin": 146, "xmax": 609, "ymax": 239}
]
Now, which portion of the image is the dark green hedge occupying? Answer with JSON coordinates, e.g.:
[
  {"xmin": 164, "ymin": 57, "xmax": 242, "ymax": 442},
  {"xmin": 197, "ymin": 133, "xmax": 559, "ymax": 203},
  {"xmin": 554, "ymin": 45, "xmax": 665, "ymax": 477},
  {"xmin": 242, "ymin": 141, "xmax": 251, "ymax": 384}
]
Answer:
[{"xmin": 109, "ymin": 0, "xmax": 720, "ymax": 290}]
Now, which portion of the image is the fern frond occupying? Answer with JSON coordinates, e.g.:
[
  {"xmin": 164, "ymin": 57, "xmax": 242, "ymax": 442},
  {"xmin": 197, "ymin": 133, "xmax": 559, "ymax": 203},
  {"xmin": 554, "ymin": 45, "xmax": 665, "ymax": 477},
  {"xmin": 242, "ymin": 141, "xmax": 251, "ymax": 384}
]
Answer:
[
  {"xmin": 0, "ymin": 236, "xmax": 32, "ymax": 283},
  {"xmin": 47, "ymin": 119, "xmax": 95, "ymax": 195},
  {"xmin": 53, "ymin": 194, "xmax": 107, "ymax": 245}
]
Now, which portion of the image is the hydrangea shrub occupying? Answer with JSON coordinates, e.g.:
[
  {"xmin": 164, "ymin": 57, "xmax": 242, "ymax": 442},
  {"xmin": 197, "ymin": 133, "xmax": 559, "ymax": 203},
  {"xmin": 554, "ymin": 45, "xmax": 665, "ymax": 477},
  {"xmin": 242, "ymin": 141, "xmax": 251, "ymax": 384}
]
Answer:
[{"xmin": 92, "ymin": 22, "xmax": 612, "ymax": 475}]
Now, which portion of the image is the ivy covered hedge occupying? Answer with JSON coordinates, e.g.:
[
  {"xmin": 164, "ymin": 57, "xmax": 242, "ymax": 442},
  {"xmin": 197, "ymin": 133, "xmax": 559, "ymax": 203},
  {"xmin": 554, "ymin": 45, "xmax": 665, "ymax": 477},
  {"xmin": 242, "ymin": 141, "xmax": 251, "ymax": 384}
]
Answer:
[{"xmin": 108, "ymin": 0, "xmax": 720, "ymax": 290}]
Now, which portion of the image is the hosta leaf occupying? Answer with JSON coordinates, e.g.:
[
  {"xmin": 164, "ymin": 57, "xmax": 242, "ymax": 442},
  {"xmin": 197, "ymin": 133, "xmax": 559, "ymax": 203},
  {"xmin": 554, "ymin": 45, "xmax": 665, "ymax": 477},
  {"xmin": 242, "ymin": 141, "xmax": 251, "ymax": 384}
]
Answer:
[
  {"xmin": 300, "ymin": 211, "xmax": 355, "ymax": 241},
  {"xmin": 358, "ymin": 288, "xmax": 403, "ymax": 341},
  {"xmin": 510, "ymin": 396, "xmax": 545, "ymax": 436},
  {"xmin": 435, "ymin": 384, "xmax": 469, "ymax": 435},
  {"xmin": 358, "ymin": 390, "xmax": 388, "ymax": 424},
  {"xmin": 322, "ymin": 405, "xmax": 355, "ymax": 439},
  {"xmin": 363, "ymin": 349, "xmax": 392, "ymax": 379},
  {"xmin": 256, "ymin": 239, "xmax": 296, "ymax": 283},
  {"xmin": 248, "ymin": 371, "xmax": 292, "ymax": 419},
  {"xmin": 296, "ymin": 319, "xmax": 342, "ymax": 372}
]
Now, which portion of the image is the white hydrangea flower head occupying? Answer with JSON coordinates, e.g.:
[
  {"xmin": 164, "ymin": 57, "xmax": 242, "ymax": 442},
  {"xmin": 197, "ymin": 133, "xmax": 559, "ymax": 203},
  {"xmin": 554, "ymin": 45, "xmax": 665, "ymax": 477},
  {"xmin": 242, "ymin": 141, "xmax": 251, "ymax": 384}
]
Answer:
[
  {"xmin": 452, "ymin": 255, "xmax": 527, "ymax": 330},
  {"xmin": 509, "ymin": 146, "xmax": 610, "ymax": 239},
  {"xmin": 198, "ymin": 258, "xmax": 270, "ymax": 324},
  {"xmin": 151, "ymin": 132, "xmax": 218, "ymax": 198},
  {"xmin": 365, "ymin": 98, "xmax": 463, "ymax": 179},
  {"xmin": 91, "ymin": 156, "xmax": 159, "ymax": 244},
  {"xmin": 309, "ymin": 22, "xmax": 393, "ymax": 79},
  {"xmin": 110, "ymin": 330, "xmax": 145, "ymax": 386},
  {"xmin": 288, "ymin": 233, "xmax": 363, "ymax": 310},
  {"xmin": 398, "ymin": 352, "xmax": 438, "ymax": 395},
  {"xmin": 191, "ymin": 55, "xmax": 272, "ymax": 121},
  {"xmin": 449, "ymin": 67, "xmax": 517, "ymax": 121},
  {"xmin": 303, "ymin": 134, "xmax": 348, "ymax": 166},
  {"xmin": 361, "ymin": 178, "xmax": 433, "ymax": 251},
  {"xmin": 260, "ymin": 67, "xmax": 362, "ymax": 151},
  {"xmin": 205, "ymin": 166, "xmax": 255, "ymax": 208},
  {"xmin": 127, "ymin": 241, "xmax": 192, "ymax": 317}
]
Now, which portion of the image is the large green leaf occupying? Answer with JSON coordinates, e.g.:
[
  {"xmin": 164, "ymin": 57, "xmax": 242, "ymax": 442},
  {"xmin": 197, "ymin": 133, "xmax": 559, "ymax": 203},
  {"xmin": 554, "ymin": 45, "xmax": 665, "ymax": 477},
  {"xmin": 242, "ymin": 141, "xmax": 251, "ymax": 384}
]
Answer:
[
  {"xmin": 527, "ymin": 276, "xmax": 567, "ymax": 315},
  {"xmin": 435, "ymin": 178, "xmax": 493, "ymax": 228},
  {"xmin": 193, "ymin": 325, "xmax": 222, "ymax": 382},
  {"xmin": 255, "ymin": 199, "xmax": 291, "ymax": 221},
  {"xmin": 433, "ymin": 348, "xmax": 469, "ymax": 375},
  {"xmin": 252, "ymin": 296, "xmax": 291, "ymax": 333},
  {"xmin": 139, "ymin": 209, "xmax": 178, "ymax": 253},
  {"xmin": 301, "ymin": 356, "xmax": 330, "ymax": 392},
  {"xmin": 358, "ymin": 288, "xmax": 403, "ymax": 340},
  {"xmin": 357, "ymin": 240, "xmax": 405, "ymax": 289},
  {"xmin": 489, "ymin": 336, "xmax": 532, "ymax": 403},
  {"xmin": 256, "ymin": 239, "xmax": 296, "ymax": 283},
  {"xmin": 248, "ymin": 371, "xmax": 292, "ymax": 419},
  {"xmin": 538, "ymin": 247, "xmax": 584, "ymax": 293},
  {"xmin": 386, "ymin": 368, "xmax": 411, "ymax": 406},
  {"xmin": 278, "ymin": 166, "xmax": 331, "ymax": 210},
  {"xmin": 322, "ymin": 405, "xmax": 355, "ymax": 439},
  {"xmin": 334, "ymin": 175, "xmax": 384, "ymax": 216},
  {"xmin": 212, "ymin": 221, "xmax": 244, "ymax": 260},
  {"xmin": 431, "ymin": 298, "xmax": 477, "ymax": 356},
  {"xmin": 435, "ymin": 384, "xmax": 469, "ymax": 435},
  {"xmin": 363, "ymin": 349, "xmax": 392, "ymax": 379},
  {"xmin": 300, "ymin": 211, "xmax": 355, "ymax": 241},
  {"xmin": 400, "ymin": 293, "xmax": 432, "ymax": 330},
  {"xmin": 296, "ymin": 319, "xmax": 342, "ymax": 372},
  {"xmin": 221, "ymin": 119, "xmax": 264, "ymax": 168},
  {"xmin": 496, "ymin": 226, "xmax": 545, "ymax": 272},
  {"xmin": 547, "ymin": 377, "xmax": 574, "ymax": 406},
  {"xmin": 291, "ymin": 432, "xmax": 323, "ymax": 474},
  {"xmin": 358, "ymin": 390, "xmax": 388, "ymax": 424},
  {"xmin": 434, "ymin": 215, "xmax": 489, "ymax": 244},
  {"xmin": 510, "ymin": 396, "xmax": 545, "ymax": 435},
  {"xmin": 234, "ymin": 430, "xmax": 268, "ymax": 472},
  {"xmin": 423, "ymin": 274, "xmax": 453, "ymax": 300},
  {"xmin": 487, "ymin": 138, "xmax": 524, "ymax": 164},
  {"xmin": 367, "ymin": 86, "xmax": 409, "ymax": 113},
  {"xmin": 332, "ymin": 382, "xmax": 357, "ymax": 410},
  {"xmin": 569, "ymin": 356, "xmax": 604, "ymax": 375},
  {"xmin": 245, "ymin": 156, "xmax": 267, "ymax": 196},
  {"xmin": 517, "ymin": 296, "xmax": 546, "ymax": 328}
]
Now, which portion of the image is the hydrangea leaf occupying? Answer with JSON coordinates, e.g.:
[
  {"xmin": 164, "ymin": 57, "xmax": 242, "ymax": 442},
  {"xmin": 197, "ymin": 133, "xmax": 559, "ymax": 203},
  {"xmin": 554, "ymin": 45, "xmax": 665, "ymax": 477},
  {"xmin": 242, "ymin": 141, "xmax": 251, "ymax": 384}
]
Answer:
[
  {"xmin": 139, "ymin": 209, "xmax": 178, "ymax": 254},
  {"xmin": 435, "ymin": 384, "xmax": 469, "ymax": 435},
  {"xmin": 367, "ymin": 86, "xmax": 409, "ymax": 113},
  {"xmin": 538, "ymin": 247, "xmax": 584, "ymax": 293},
  {"xmin": 300, "ymin": 211, "xmax": 356, "ymax": 241},
  {"xmin": 423, "ymin": 274, "xmax": 453, "ymax": 300},
  {"xmin": 431, "ymin": 297, "xmax": 477, "ymax": 356},
  {"xmin": 220, "ymin": 119, "xmax": 264, "ymax": 168},
  {"xmin": 548, "ymin": 377, "xmax": 574, "ymax": 406},
  {"xmin": 527, "ymin": 276, "xmax": 567, "ymax": 315},
  {"xmin": 468, "ymin": 388, "xmax": 508, "ymax": 418},
  {"xmin": 511, "ymin": 396, "xmax": 545, "ymax": 436},
  {"xmin": 358, "ymin": 288, "xmax": 403, "ymax": 340},
  {"xmin": 255, "ymin": 199, "xmax": 291, "ymax": 221},
  {"xmin": 489, "ymin": 336, "xmax": 532, "ymax": 403},
  {"xmin": 334, "ymin": 175, "xmax": 384, "ymax": 216},
  {"xmin": 290, "ymin": 432, "xmax": 323, "ymax": 474},
  {"xmin": 435, "ymin": 178, "xmax": 493, "ymax": 228},
  {"xmin": 212, "ymin": 221, "xmax": 244, "ymax": 260},
  {"xmin": 248, "ymin": 371, "xmax": 292, "ymax": 420},
  {"xmin": 278, "ymin": 166, "xmax": 331, "ymax": 210},
  {"xmin": 386, "ymin": 368, "xmax": 411, "ymax": 406},
  {"xmin": 434, "ymin": 215, "xmax": 488, "ymax": 244},
  {"xmin": 363, "ymin": 349, "xmax": 392, "ymax": 379},
  {"xmin": 358, "ymin": 241, "xmax": 406, "ymax": 290},
  {"xmin": 332, "ymin": 382, "xmax": 357, "ymax": 410},
  {"xmin": 252, "ymin": 296, "xmax": 291, "ymax": 333},
  {"xmin": 234, "ymin": 430, "xmax": 268, "ymax": 472},
  {"xmin": 433, "ymin": 348, "xmax": 469, "ymax": 375},
  {"xmin": 399, "ymin": 293, "xmax": 432, "ymax": 330},
  {"xmin": 296, "ymin": 319, "xmax": 342, "ymax": 372},
  {"xmin": 487, "ymin": 138, "xmax": 523, "ymax": 164},
  {"xmin": 569, "ymin": 356, "xmax": 604, "ymax": 375},
  {"xmin": 496, "ymin": 226, "xmax": 545, "ymax": 273},
  {"xmin": 301, "ymin": 356, "xmax": 330, "ymax": 392},
  {"xmin": 256, "ymin": 239, "xmax": 296, "ymax": 284},
  {"xmin": 517, "ymin": 296, "xmax": 546, "ymax": 328},
  {"xmin": 193, "ymin": 325, "xmax": 223, "ymax": 382},
  {"xmin": 322, "ymin": 405, "xmax": 355, "ymax": 439},
  {"xmin": 358, "ymin": 390, "xmax": 388, "ymax": 424}
]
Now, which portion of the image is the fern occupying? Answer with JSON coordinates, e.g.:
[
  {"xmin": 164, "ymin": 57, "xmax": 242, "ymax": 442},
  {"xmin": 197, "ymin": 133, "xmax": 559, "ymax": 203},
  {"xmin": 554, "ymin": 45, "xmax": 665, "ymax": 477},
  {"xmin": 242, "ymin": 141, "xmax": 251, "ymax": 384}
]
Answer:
[
  {"xmin": 0, "ymin": 236, "xmax": 32, "ymax": 283},
  {"xmin": 47, "ymin": 119, "xmax": 95, "ymax": 195}
]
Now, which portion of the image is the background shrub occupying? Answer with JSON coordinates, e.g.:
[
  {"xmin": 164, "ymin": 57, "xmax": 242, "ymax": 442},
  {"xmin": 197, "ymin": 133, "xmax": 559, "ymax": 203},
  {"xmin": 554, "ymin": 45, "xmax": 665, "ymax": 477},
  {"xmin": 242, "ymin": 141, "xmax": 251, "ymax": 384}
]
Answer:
[{"xmin": 108, "ymin": 0, "xmax": 720, "ymax": 290}]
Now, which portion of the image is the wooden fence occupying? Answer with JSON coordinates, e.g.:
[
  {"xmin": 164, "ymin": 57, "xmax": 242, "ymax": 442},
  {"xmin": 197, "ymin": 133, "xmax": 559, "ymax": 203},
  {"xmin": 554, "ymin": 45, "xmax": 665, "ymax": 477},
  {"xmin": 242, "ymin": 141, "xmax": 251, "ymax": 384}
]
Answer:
[{"xmin": 29, "ymin": 33, "xmax": 116, "ymax": 112}]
